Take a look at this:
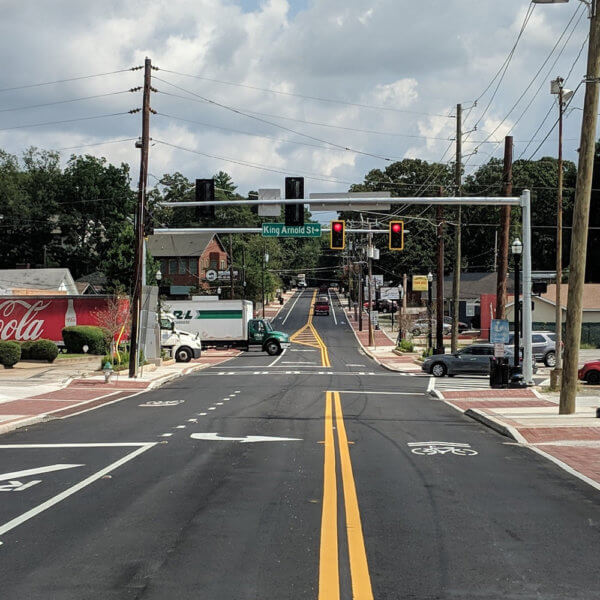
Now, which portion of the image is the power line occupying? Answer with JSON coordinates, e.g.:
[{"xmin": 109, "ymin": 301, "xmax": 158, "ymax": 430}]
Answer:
[
  {"xmin": 0, "ymin": 111, "xmax": 134, "ymax": 133},
  {"xmin": 157, "ymin": 67, "xmax": 454, "ymax": 118},
  {"xmin": 0, "ymin": 90, "xmax": 137, "ymax": 114},
  {"xmin": 0, "ymin": 67, "xmax": 139, "ymax": 94},
  {"xmin": 153, "ymin": 75, "xmax": 395, "ymax": 162}
]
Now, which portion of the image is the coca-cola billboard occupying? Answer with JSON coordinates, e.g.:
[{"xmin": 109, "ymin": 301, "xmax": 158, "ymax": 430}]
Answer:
[{"xmin": 0, "ymin": 296, "xmax": 130, "ymax": 343}]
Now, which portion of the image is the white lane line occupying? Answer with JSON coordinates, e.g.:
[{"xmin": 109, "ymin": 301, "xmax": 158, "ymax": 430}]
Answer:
[
  {"xmin": 0, "ymin": 443, "xmax": 151, "ymax": 448},
  {"xmin": 327, "ymin": 289, "xmax": 338, "ymax": 325},
  {"xmin": 0, "ymin": 464, "xmax": 84, "ymax": 482},
  {"xmin": 161, "ymin": 433, "xmax": 172, "ymax": 437},
  {"xmin": 198, "ymin": 412, "xmax": 207, "ymax": 416},
  {"xmin": 188, "ymin": 419, "xmax": 198, "ymax": 423},
  {"xmin": 0, "ymin": 444, "xmax": 155, "ymax": 538},
  {"xmin": 346, "ymin": 364, "xmax": 365, "ymax": 367},
  {"xmin": 234, "ymin": 390, "xmax": 241, "ymax": 393},
  {"xmin": 208, "ymin": 407, "xmax": 216, "ymax": 410},
  {"xmin": 175, "ymin": 425, "xmax": 186, "ymax": 429},
  {"xmin": 281, "ymin": 289, "xmax": 304, "ymax": 326},
  {"xmin": 216, "ymin": 402, "xmax": 223, "ymax": 405},
  {"xmin": 268, "ymin": 347, "xmax": 287, "ymax": 367}
]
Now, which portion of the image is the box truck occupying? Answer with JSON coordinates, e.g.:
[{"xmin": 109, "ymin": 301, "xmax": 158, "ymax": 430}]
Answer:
[
  {"xmin": 164, "ymin": 299, "xmax": 290, "ymax": 355},
  {"xmin": 159, "ymin": 313, "xmax": 203, "ymax": 362}
]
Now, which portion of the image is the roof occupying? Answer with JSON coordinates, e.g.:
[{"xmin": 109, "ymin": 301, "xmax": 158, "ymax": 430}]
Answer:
[
  {"xmin": 437, "ymin": 272, "xmax": 514, "ymax": 300},
  {"xmin": 147, "ymin": 233, "xmax": 222, "ymax": 257},
  {"xmin": 0, "ymin": 268, "xmax": 78, "ymax": 295},
  {"xmin": 542, "ymin": 283, "xmax": 600, "ymax": 310},
  {"xmin": 76, "ymin": 271, "xmax": 107, "ymax": 286}
]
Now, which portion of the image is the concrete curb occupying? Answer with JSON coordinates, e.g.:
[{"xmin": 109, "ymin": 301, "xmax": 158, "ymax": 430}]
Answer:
[{"xmin": 464, "ymin": 408, "xmax": 526, "ymax": 442}]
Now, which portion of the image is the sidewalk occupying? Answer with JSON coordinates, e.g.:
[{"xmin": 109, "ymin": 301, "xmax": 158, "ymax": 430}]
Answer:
[
  {"xmin": 340, "ymin": 301, "xmax": 422, "ymax": 373},
  {"xmin": 0, "ymin": 348, "xmax": 239, "ymax": 436},
  {"xmin": 433, "ymin": 385, "xmax": 600, "ymax": 491}
]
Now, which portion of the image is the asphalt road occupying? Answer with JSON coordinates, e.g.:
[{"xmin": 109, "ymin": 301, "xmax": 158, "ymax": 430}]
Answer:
[{"xmin": 0, "ymin": 289, "xmax": 599, "ymax": 599}]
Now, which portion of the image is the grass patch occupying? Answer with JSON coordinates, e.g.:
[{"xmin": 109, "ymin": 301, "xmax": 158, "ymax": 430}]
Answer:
[{"xmin": 57, "ymin": 353, "xmax": 98, "ymax": 359}]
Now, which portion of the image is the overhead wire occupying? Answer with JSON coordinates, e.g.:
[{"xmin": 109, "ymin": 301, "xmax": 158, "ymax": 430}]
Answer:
[
  {"xmin": 0, "ymin": 90, "xmax": 138, "ymax": 114},
  {"xmin": 0, "ymin": 111, "xmax": 134, "ymax": 133}
]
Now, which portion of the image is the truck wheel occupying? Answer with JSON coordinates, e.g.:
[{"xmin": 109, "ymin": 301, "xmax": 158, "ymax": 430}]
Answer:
[
  {"xmin": 175, "ymin": 346, "xmax": 192, "ymax": 362},
  {"xmin": 265, "ymin": 341, "xmax": 281, "ymax": 356}
]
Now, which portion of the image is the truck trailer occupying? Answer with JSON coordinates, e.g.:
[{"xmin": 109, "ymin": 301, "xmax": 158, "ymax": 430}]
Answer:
[{"xmin": 164, "ymin": 299, "xmax": 290, "ymax": 355}]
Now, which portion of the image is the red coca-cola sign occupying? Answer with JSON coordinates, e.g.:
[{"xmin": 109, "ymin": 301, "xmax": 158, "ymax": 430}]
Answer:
[{"xmin": 0, "ymin": 296, "xmax": 130, "ymax": 343}]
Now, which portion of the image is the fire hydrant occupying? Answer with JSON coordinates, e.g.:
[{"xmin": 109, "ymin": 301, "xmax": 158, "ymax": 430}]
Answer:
[{"xmin": 103, "ymin": 361, "xmax": 114, "ymax": 384}]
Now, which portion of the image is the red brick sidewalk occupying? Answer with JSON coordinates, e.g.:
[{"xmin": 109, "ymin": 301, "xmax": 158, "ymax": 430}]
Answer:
[{"xmin": 435, "ymin": 387, "xmax": 600, "ymax": 491}]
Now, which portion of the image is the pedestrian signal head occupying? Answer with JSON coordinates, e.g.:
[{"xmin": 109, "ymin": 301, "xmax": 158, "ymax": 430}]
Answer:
[
  {"xmin": 330, "ymin": 220, "xmax": 345, "ymax": 250},
  {"xmin": 389, "ymin": 220, "xmax": 404, "ymax": 251}
]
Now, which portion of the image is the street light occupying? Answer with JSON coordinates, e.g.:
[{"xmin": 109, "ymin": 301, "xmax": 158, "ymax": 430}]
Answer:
[
  {"xmin": 511, "ymin": 239, "xmax": 523, "ymax": 373},
  {"xmin": 427, "ymin": 271, "xmax": 433, "ymax": 353},
  {"xmin": 549, "ymin": 77, "xmax": 573, "ymax": 389},
  {"xmin": 155, "ymin": 269, "xmax": 162, "ymax": 320},
  {"xmin": 262, "ymin": 251, "xmax": 269, "ymax": 318}
]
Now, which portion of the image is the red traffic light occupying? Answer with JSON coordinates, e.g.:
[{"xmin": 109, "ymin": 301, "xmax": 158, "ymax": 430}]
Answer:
[
  {"xmin": 389, "ymin": 220, "xmax": 404, "ymax": 251},
  {"xmin": 333, "ymin": 222, "xmax": 343, "ymax": 232},
  {"xmin": 330, "ymin": 220, "xmax": 345, "ymax": 249},
  {"xmin": 392, "ymin": 223, "xmax": 401, "ymax": 233}
]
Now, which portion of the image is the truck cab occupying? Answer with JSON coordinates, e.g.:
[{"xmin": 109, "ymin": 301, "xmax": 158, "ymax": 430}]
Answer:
[
  {"xmin": 160, "ymin": 313, "xmax": 202, "ymax": 362},
  {"xmin": 247, "ymin": 319, "xmax": 290, "ymax": 355}
]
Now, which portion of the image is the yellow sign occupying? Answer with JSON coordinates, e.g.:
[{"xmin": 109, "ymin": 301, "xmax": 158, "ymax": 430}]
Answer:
[{"xmin": 412, "ymin": 275, "xmax": 429, "ymax": 291}]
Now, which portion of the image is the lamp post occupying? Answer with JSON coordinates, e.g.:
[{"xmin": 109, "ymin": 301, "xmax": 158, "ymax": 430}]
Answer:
[
  {"xmin": 533, "ymin": 0, "xmax": 600, "ymax": 413},
  {"xmin": 512, "ymin": 239, "xmax": 523, "ymax": 370},
  {"xmin": 262, "ymin": 251, "xmax": 269, "ymax": 318},
  {"xmin": 550, "ymin": 77, "xmax": 574, "ymax": 389},
  {"xmin": 427, "ymin": 272, "xmax": 433, "ymax": 353},
  {"xmin": 155, "ymin": 269, "xmax": 162, "ymax": 319}
]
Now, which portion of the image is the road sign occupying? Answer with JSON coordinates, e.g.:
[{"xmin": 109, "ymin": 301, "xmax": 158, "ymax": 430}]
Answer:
[
  {"xmin": 412, "ymin": 275, "xmax": 429, "ymax": 291},
  {"xmin": 490, "ymin": 319, "xmax": 510, "ymax": 344},
  {"xmin": 380, "ymin": 287, "xmax": 400, "ymax": 300},
  {"xmin": 206, "ymin": 269, "xmax": 217, "ymax": 281},
  {"xmin": 262, "ymin": 223, "xmax": 321, "ymax": 238},
  {"xmin": 494, "ymin": 343, "xmax": 505, "ymax": 358}
]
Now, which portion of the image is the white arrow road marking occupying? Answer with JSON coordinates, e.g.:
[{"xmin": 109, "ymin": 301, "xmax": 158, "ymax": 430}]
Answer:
[
  {"xmin": 0, "ymin": 464, "xmax": 84, "ymax": 482},
  {"xmin": 190, "ymin": 433, "xmax": 302, "ymax": 443},
  {"xmin": 0, "ymin": 480, "xmax": 42, "ymax": 492}
]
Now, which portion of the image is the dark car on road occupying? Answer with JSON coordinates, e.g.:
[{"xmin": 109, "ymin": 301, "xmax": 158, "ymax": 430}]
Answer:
[{"xmin": 314, "ymin": 296, "xmax": 330, "ymax": 316}]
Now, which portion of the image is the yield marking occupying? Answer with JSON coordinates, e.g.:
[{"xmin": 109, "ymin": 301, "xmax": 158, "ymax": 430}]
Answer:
[
  {"xmin": 190, "ymin": 433, "xmax": 302, "ymax": 443},
  {"xmin": 0, "ymin": 464, "xmax": 83, "ymax": 482},
  {"xmin": 408, "ymin": 441, "xmax": 478, "ymax": 456}
]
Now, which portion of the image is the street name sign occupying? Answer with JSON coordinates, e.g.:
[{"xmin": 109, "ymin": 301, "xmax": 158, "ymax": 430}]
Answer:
[{"xmin": 262, "ymin": 223, "xmax": 321, "ymax": 238}]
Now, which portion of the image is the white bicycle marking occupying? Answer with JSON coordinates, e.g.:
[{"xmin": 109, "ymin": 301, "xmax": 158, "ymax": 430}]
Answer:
[{"xmin": 408, "ymin": 441, "xmax": 478, "ymax": 456}]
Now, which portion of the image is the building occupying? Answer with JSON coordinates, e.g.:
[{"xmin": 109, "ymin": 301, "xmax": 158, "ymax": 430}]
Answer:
[
  {"xmin": 76, "ymin": 271, "xmax": 108, "ymax": 294},
  {"xmin": 0, "ymin": 268, "xmax": 78, "ymax": 295},
  {"xmin": 147, "ymin": 233, "xmax": 229, "ymax": 297}
]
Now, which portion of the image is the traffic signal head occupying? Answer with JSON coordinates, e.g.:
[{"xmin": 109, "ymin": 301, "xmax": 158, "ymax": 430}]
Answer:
[
  {"xmin": 330, "ymin": 220, "xmax": 345, "ymax": 250},
  {"xmin": 285, "ymin": 177, "xmax": 304, "ymax": 226},
  {"xmin": 195, "ymin": 178, "xmax": 215, "ymax": 220},
  {"xmin": 389, "ymin": 220, "xmax": 404, "ymax": 250}
]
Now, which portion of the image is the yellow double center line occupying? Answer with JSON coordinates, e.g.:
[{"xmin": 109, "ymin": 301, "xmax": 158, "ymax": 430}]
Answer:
[
  {"xmin": 289, "ymin": 290, "xmax": 331, "ymax": 367},
  {"xmin": 320, "ymin": 391, "xmax": 373, "ymax": 599}
]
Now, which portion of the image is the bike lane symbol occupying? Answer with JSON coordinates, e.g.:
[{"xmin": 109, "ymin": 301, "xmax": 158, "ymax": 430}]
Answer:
[{"xmin": 407, "ymin": 442, "xmax": 478, "ymax": 456}]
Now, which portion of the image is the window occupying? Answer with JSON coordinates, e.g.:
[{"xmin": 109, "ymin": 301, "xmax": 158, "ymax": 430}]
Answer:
[
  {"xmin": 168, "ymin": 259, "xmax": 177, "ymax": 274},
  {"xmin": 220, "ymin": 259, "xmax": 226, "ymax": 270},
  {"xmin": 532, "ymin": 335, "xmax": 545, "ymax": 343},
  {"xmin": 460, "ymin": 347, "xmax": 474, "ymax": 355},
  {"xmin": 160, "ymin": 259, "xmax": 168, "ymax": 275},
  {"xmin": 209, "ymin": 252, "xmax": 219, "ymax": 269},
  {"xmin": 178, "ymin": 259, "xmax": 186, "ymax": 274},
  {"xmin": 472, "ymin": 346, "xmax": 493, "ymax": 356},
  {"xmin": 188, "ymin": 259, "xmax": 198, "ymax": 275}
]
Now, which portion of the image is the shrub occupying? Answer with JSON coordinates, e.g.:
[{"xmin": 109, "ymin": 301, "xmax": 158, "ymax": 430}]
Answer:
[
  {"xmin": 0, "ymin": 341, "xmax": 21, "ymax": 368},
  {"xmin": 422, "ymin": 347, "xmax": 433, "ymax": 359},
  {"xmin": 62, "ymin": 326, "xmax": 110, "ymax": 355},
  {"xmin": 29, "ymin": 339, "xmax": 59, "ymax": 363},
  {"xmin": 398, "ymin": 339, "xmax": 415, "ymax": 353},
  {"xmin": 20, "ymin": 340, "xmax": 35, "ymax": 360}
]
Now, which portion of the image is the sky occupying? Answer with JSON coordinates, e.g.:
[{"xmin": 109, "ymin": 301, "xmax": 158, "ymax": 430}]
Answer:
[{"xmin": 0, "ymin": 0, "xmax": 594, "ymax": 221}]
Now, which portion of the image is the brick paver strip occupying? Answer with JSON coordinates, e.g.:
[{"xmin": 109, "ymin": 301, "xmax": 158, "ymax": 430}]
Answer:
[
  {"xmin": 519, "ymin": 427, "xmax": 600, "ymax": 443},
  {"xmin": 0, "ymin": 399, "xmax": 84, "ymax": 415},
  {"xmin": 27, "ymin": 388, "xmax": 111, "ymax": 401},
  {"xmin": 442, "ymin": 389, "xmax": 536, "ymax": 399},
  {"xmin": 538, "ymin": 445, "xmax": 600, "ymax": 483},
  {"xmin": 70, "ymin": 379, "xmax": 150, "ymax": 389},
  {"xmin": 451, "ymin": 400, "xmax": 555, "ymax": 410}
]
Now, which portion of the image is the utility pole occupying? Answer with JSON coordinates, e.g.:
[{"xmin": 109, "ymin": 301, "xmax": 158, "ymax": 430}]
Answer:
[
  {"xmin": 451, "ymin": 103, "xmax": 462, "ymax": 353},
  {"xmin": 229, "ymin": 234, "xmax": 235, "ymax": 300},
  {"xmin": 129, "ymin": 57, "xmax": 152, "ymax": 378},
  {"xmin": 551, "ymin": 81, "xmax": 565, "ymax": 391},
  {"xmin": 358, "ymin": 266, "xmax": 363, "ymax": 332},
  {"xmin": 561, "ymin": 2, "xmax": 600, "ymax": 414},
  {"xmin": 436, "ymin": 188, "xmax": 445, "ymax": 354},
  {"xmin": 242, "ymin": 245, "xmax": 246, "ymax": 301},
  {"xmin": 496, "ymin": 136, "xmax": 513, "ymax": 321},
  {"xmin": 367, "ymin": 228, "xmax": 374, "ymax": 347}
]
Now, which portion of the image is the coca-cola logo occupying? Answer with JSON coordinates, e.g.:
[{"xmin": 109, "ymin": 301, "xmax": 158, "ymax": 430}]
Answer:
[{"xmin": 0, "ymin": 300, "xmax": 50, "ymax": 341}]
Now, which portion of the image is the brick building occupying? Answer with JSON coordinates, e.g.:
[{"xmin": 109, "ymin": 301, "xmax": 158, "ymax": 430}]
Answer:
[{"xmin": 147, "ymin": 233, "xmax": 229, "ymax": 295}]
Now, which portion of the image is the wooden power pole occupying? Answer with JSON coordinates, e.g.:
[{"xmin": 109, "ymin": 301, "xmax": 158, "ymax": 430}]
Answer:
[
  {"xmin": 451, "ymin": 103, "xmax": 462, "ymax": 353},
  {"xmin": 561, "ymin": 2, "xmax": 600, "ymax": 414},
  {"xmin": 129, "ymin": 57, "xmax": 152, "ymax": 378},
  {"xmin": 496, "ymin": 136, "xmax": 513, "ymax": 320}
]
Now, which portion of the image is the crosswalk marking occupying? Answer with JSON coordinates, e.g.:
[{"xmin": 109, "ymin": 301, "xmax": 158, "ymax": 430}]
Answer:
[{"xmin": 433, "ymin": 377, "xmax": 489, "ymax": 391}]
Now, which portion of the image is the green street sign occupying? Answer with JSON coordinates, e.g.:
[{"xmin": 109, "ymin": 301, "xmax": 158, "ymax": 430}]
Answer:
[{"xmin": 262, "ymin": 223, "xmax": 322, "ymax": 238}]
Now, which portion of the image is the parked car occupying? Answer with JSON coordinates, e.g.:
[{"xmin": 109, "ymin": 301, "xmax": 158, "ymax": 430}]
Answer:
[
  {"xmin": 578, "ymin": 360, "xmax": 600, "ymax": 385},
  {"xmin": 422, "ymin": 343, "xmax": 532, "ymax": 377},
  {"xmin": 314, "ymin": 296, "xmax": 330, "ymax": 316},
  {"xmin": 376, "ymin": 299, "xmax": 398, "ymax": 313},
  {"xmin": 443, "ymin": 316, "xmax": 469, "ymax": 332},
  {"xmin": 411, "ymin": 319, "xmax": 451, "ymax": 337},
  {"xmin": 507, "ymin": 331, "xmax": 558, "ymax": 367}
]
